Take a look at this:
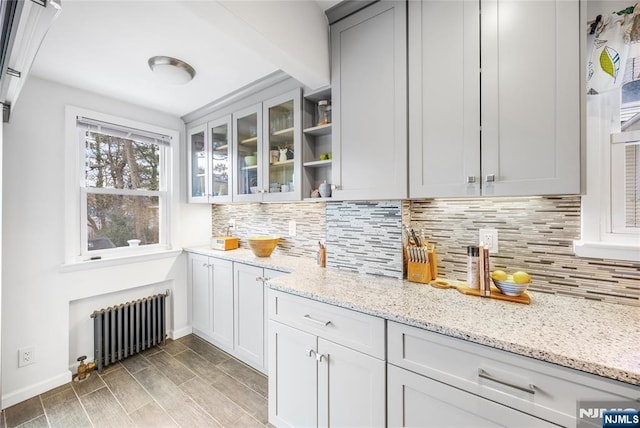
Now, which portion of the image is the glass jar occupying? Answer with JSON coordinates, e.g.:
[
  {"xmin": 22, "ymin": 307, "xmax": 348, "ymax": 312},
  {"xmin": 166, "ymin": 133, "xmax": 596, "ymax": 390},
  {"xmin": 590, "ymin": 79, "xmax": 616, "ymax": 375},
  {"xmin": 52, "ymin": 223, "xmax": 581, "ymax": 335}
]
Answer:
[{"xmin": 316, "ymin": 100, "xmax": 332, "ymax": 126}]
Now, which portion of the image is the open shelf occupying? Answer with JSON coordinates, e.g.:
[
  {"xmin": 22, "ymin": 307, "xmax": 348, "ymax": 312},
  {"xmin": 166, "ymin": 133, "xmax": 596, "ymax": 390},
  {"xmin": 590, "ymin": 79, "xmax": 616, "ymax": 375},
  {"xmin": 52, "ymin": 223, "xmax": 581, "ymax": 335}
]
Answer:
[
  {"xmin": 303, "ymin": 159, "xmax": 332, "ymax": 168},
  {"xmin": 303, "ymin": 123, "xmax": 332, "ymax": 137}
]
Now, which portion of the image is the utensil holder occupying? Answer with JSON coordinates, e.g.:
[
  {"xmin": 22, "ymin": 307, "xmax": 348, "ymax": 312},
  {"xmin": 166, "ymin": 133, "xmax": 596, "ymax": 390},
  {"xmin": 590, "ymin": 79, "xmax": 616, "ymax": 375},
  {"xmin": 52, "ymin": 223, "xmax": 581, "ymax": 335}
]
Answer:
[{"xmin": 407, "ymin": 260, "xmax": 432, "ymax": 284}]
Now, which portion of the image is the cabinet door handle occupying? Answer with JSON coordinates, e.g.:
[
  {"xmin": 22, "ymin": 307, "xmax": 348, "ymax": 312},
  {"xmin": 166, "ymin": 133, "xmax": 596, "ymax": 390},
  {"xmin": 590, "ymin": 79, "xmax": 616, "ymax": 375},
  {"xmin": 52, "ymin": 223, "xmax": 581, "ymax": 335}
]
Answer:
[
  {"xmin": 255, "ymin": 276, "xmax": 264, "ymax": 282},
  {"xmin": 485, "ymin": 174, "xmax": 496, "ymax": 183},
  {"xmin": 316, "ymin": 353, "xmax": 327, "ymax": 362},
  {"xmin": 202, "ymin": 263, "xmax": 208, "ymax": 268},
  {"xmin": 305, "ymin": 349, "xmax": 316, "ymax": 358},
  {"xmin": 303, "ymin": 314, "xmax": 332, "ymax": 326},
  {"xmin": 478, "ymin": 369, "xmax": 536, "ymax": 395},
  {"xmin": 466, "ymin": 176, "xmax": 477, "ymax": 184}
]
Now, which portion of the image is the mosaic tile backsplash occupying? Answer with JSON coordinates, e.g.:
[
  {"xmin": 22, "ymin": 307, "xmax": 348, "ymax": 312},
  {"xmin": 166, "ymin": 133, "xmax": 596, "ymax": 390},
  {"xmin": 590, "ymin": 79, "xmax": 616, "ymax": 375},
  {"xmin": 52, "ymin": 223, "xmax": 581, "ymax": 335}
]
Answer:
[
  {"xmin": 211, "ymin": 202, "xmax": 326, "ymax": 258},
  {"xmin": 409, "ymin": 196, "xmax": 640, "ymax": 306},
  {"xmin": 212, "ymin": 196, "xmax": 640, "ymax": 306},
  {"xmin": 325, "ymin": 201, "xmax": 404, "ymax": 279}
]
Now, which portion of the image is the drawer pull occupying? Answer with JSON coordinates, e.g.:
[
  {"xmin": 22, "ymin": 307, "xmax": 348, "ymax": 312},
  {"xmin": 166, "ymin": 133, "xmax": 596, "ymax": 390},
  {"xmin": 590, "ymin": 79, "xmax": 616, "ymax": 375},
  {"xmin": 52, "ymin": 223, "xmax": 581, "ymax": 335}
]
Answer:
[
  {"xmin": 303, "ymin": 314, "xmax": 332, "ymax": 326},
  {"xmin": 478, "ymin": 369, "xmax": 536, "ymax": 395}
]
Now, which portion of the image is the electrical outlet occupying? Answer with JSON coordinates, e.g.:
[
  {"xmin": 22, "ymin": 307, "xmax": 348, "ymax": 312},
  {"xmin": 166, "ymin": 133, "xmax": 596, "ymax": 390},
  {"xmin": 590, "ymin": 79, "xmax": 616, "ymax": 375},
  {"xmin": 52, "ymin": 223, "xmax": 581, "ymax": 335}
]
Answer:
[
  {"xmin": 228, "ymin": 219, "xmax": 236, "ymax": 230},
  {"xmin": 479, "ymin": 228, "xmax": 499, "ymax": 253},
  {"xmin": 288, "ymin": 220, "xmax": 297, "ymax": 237},
  {"xmin": 18, "ymin": 346, "xmax": 35, "ymax": 367}
]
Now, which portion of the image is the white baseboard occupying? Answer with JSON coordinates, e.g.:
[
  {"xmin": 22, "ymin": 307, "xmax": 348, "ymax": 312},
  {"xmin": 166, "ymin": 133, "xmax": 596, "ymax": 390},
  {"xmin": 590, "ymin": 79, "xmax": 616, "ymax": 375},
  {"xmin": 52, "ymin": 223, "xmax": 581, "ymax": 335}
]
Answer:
[
  {"xmin": 169, "ymin": 325, "xmax": 192, "ymax": 340},
  {"xmin": 2, "ymin": 370, "xmax": 72, "ymax": 409}
]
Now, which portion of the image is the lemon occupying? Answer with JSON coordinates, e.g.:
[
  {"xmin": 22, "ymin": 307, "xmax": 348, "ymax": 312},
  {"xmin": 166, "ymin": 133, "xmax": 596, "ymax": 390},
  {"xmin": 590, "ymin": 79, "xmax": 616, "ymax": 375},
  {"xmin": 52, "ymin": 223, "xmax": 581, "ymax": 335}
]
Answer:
[
  {"xmin": 491, "ymin": 270, "xmax": 507, "ymax": 281},
  {"xmin": 512, "ymin": 271, "xmax": 531, "ymax": 284}
]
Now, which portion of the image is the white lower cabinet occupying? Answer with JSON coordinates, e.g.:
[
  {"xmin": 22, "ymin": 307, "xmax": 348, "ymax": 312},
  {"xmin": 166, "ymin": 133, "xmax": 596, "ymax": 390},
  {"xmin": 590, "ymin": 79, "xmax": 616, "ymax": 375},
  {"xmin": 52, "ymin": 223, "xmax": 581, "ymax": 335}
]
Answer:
[
  {"xmin": 188, "ymin": 252, "xmax": 284, "ymax": 374},
  {"xmin": 234, "ymin": 263, "xmax": 284, "ymax": 373},
  {"xmin": 188, "ymin": 253, "xmax": 234, "ymax": 353},
  {"xmin": 268, "ymin": 289, "xmax": 385, "ymax": 428},
  {"xmin": 388, "ymin": 364, "xmax": 555, "ymax": 427},
  {"xmin": 387, "ymin": 321, "xmax": 640, "ymax": 427}
]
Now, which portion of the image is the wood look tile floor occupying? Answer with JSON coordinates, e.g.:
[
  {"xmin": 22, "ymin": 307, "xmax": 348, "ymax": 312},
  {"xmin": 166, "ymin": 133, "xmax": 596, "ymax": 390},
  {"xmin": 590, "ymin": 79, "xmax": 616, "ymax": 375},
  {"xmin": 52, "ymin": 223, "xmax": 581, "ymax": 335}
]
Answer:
[{"xmin": 2, "ymin": 335, "xmax": 270, "ymax": 428}]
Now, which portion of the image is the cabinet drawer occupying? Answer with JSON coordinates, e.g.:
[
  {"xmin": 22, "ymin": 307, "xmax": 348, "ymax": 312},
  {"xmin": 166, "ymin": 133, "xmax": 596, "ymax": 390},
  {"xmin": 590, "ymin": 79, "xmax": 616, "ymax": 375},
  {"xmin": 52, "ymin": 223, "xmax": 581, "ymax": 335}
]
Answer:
[
  {"xmin": 388, "ymin": 321, "xmax": 639, "ymax": 427},
  {"xmin": 388, "ymin": 364, "xmax": 555, "ymax": 427},
  {"xmin": 268, "ymin": 290, "xmax": 385, "ymax": 359}
]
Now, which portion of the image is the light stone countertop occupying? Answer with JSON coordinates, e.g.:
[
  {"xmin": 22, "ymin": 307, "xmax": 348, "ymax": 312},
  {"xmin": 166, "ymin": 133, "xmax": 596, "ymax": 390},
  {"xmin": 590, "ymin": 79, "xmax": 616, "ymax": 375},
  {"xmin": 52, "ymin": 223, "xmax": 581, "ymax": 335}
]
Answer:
[{"xmin": 185, "ymin": 246, "xmax": 640, "ymax": 386}]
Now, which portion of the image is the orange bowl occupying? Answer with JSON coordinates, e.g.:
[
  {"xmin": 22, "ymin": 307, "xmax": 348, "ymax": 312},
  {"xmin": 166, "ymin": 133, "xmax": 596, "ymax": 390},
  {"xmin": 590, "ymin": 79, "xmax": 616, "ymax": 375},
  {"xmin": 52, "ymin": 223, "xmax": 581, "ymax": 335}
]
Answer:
[{"xmin": 247, "ymin": 236, "xmax": 280, "ymax": 257}]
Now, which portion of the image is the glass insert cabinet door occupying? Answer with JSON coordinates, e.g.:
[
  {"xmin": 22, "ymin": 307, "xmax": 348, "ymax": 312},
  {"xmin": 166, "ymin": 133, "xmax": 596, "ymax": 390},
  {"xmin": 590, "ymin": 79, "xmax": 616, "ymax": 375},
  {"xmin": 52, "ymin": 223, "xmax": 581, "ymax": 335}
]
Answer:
[
  {"xmin": 234, "ymin": 103, "xmax": 262, "ymax": 201},
  {"xmin": 267, "ymin": 99, "xmax": 295, "ymax": 194},
  {"xmin": 263, "ymin": 88, "xmax": 301, "ymax": 201},
  {"xmin": 188, "ymin": 124, "xmax": 207, "ymax": 201},
  {"xmin": 210, "ymin": 115, "xmax": 232, "ymax": 202}
]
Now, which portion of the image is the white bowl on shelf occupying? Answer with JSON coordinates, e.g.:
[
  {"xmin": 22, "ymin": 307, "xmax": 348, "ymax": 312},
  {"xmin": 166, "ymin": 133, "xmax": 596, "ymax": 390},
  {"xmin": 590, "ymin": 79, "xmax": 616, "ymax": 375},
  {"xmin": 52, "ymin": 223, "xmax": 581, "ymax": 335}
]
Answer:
[{"xmin": 492, "ymin": 278, "xmax": 530, "ymax": 296}]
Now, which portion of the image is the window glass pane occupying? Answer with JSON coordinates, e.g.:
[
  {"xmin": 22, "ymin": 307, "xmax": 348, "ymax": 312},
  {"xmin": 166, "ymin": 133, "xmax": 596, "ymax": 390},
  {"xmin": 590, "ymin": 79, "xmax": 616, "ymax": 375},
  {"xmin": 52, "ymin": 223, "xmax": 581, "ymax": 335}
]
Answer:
[
  {"xmin": 625, "ymin": 143, "xmax": 640, "ymax": 227},
  {"xmin": 85, "ymin": 132, "xmax": 160, "ymax": 191},
  {"xmin": 87, "ymin": 193, "xmax": 159, "ymax": 250}
]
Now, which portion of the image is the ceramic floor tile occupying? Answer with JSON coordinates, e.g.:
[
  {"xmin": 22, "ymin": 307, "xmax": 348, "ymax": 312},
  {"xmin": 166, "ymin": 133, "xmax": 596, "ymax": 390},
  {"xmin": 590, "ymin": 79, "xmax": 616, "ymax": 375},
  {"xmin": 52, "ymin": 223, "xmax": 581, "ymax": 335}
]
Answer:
[
  {"xmin": 5, "ymin": 397, "xmax": 43, "ymax": 428},
  {"xmin": 131, "ymin": 366, "xmax": 188, "ymax": 410},
  {"xmin": 71, "ymin": 372, "xmax": 105, "ymax": 397},
  {"xmin": 210, "ymin": 372, "xmax": 269, "ymax": 424},
  {"xmin": 145, "ymin": 350, "xmax": 196, "ymax": 386},
  {"xmin": 41, "ymin": 387, "xmax": 92, "ymax": 428},
  {"xmin": 7, "ymin": 336, "xmax": 270, "ymax": 428},
  {"xmin": 79, "ymin": 387, "xmax": 133, "ymax": 428},
  {"xmin": 218, "ymin": 358, "xmax": 268, "ymax": 398},
  {"xmin": 15, "ymin": 415, "xmax": 48, "ymax": 428},
  {"xmin": 159, "ymin": 339, "xmax": 188, "ymax": 356},
  {"xmin": 120, "ymin": 354, "xmax": 150, "ymax": 375},
  {"xmin": 127, "ymin": 402, "xmax": 178, "ymax": 428},
  {"xmin": 172, "ymin": 349, "xmax": 225, "ymax": 385},
  {"xmin": 231, "ymin": 413, "xmax": 265, "ymax": 428},
  {"xmin": 164, "ymin": 397, "xmax": 221, "ymax": 428},
  {"xmin": 100, "ymin": 366, "xmax": 153, "ymax": 414},
  {"xmin": 179, "ymin": 377, "xmax": 246, "ymax": 426},
  {"xmin": 177, "ymin": 335, "xmax": 231, "ymax": 365}
]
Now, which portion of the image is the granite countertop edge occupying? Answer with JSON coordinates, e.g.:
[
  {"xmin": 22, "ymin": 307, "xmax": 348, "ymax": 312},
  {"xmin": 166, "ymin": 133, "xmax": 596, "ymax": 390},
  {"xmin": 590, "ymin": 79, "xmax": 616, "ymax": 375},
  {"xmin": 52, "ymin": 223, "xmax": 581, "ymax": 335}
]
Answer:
[{"xmin": 184, "ymin": 246, "xmax": 640, "ymax": 387}]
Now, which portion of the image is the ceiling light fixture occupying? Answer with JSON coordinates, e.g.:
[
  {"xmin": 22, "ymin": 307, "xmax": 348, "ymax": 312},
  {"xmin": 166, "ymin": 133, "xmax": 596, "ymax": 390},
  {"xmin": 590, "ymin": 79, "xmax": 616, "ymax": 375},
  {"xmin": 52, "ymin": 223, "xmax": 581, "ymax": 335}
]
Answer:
[{"xmin": 147, "ymin": 56, "xmax": 196, "ymax": 85}]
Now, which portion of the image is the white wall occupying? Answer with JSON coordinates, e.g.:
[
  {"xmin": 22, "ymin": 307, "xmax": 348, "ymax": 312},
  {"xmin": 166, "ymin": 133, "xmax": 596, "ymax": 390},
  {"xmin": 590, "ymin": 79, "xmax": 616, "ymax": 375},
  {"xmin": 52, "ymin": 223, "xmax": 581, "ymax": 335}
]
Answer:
[{"xmin": 1, "ymin": 77, "xmax": 210, "ymax": 408}]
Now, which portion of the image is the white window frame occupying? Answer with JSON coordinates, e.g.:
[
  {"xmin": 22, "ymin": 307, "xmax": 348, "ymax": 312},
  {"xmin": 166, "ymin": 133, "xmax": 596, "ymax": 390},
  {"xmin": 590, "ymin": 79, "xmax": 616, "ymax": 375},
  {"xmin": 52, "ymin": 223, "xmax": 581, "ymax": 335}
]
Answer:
[
  {"xmin": 64, "ymin": 106, "xmax": 179, "ymax": 264},
  {"xmin": 574, "ymin": 94, "xmax": 640, "ymax": 261}
]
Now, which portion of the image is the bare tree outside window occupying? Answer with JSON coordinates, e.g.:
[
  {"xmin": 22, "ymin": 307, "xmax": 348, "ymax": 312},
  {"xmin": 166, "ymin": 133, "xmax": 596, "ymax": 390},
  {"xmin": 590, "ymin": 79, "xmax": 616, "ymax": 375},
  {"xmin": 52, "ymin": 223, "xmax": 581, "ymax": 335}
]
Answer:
[{"xmin": 84, "ymin": 132, "xmax": 161, "ymax": 250}]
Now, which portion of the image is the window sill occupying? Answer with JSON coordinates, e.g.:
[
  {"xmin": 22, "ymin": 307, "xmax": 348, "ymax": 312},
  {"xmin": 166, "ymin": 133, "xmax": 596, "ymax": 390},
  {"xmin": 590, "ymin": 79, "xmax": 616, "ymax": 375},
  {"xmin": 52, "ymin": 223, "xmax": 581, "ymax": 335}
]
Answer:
[
  {"xmin": 60, "ymin": 248, "xmax": 183, "ymax": 273},
  {"xmin": 573, "ymin": 240, "xmax": 640, "ymax": 262}
]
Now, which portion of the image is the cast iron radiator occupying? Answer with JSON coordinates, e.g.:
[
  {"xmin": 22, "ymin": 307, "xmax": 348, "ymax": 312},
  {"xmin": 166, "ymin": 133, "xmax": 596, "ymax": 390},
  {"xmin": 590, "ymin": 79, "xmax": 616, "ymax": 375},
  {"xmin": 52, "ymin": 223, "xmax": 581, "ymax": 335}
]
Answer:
[{"xmin": 91, "ymin": 291, "xmax": 168, "ymax": 371}]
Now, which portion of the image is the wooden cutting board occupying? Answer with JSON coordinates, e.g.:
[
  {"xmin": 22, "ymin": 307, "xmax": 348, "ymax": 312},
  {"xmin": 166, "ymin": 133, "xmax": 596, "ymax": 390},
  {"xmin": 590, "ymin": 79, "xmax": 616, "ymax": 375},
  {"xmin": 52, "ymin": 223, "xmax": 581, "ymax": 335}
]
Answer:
[{"xmin": 430, "ymin": 279, "xmax": 531, "ymax": 304}]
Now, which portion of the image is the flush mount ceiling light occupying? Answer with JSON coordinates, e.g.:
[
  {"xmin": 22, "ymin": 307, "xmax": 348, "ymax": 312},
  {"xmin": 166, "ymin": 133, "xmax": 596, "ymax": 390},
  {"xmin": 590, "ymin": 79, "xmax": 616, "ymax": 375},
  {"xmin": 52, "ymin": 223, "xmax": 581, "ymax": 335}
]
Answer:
[{"xmin": 147, "ymin": 56, "xmax": 196, "ymax": 85}]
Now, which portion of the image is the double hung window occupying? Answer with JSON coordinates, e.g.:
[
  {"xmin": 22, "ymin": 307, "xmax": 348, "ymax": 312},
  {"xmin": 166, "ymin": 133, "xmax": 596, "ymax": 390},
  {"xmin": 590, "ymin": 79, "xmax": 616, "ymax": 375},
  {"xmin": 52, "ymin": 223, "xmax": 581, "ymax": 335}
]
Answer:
[{"xmin": 76, "ymin": 116, "xmax": 171, "ymax": 256}]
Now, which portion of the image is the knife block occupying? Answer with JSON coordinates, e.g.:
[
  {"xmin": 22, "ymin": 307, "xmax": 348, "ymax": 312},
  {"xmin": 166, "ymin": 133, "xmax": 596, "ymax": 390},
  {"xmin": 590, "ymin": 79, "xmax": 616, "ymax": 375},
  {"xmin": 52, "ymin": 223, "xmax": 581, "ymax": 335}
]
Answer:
[{"xmin": 407, "ymin": 260, "xmax": 432, "ymax": 284}]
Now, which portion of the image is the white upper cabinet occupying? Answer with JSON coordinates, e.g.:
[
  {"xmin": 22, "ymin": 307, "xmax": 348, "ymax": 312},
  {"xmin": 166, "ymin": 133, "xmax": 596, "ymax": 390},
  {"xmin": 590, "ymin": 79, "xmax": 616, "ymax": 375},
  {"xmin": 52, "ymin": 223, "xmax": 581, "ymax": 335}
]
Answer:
[
  {"xmin": 481, "ymin": 0, "xmax": 580, "ymax": 196},
  {"xmin": 232, "ymin": 90, "xmax": 302, "ymax": 203},
  {"xmin": 409, "ymin": 0, "xmax": 481, "ymax": 198},
  {"xmin": 331, "ymin": 0, "xmax": 407, "ymax": 200},
  {"xmin": 187, "ymin": 116, "xmax": 233, "ymax": 204},
  {"xmin": 409, "ymin": 0, "xmax": 581, "ymax": 198}
]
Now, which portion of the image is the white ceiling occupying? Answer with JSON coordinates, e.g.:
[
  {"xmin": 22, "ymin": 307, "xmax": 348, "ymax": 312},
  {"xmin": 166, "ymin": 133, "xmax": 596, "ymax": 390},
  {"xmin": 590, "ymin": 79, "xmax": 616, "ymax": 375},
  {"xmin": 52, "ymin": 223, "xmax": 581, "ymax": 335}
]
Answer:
[{"xmin": 31, "ymin": 0, "xmax": 339, "ymax": 117}]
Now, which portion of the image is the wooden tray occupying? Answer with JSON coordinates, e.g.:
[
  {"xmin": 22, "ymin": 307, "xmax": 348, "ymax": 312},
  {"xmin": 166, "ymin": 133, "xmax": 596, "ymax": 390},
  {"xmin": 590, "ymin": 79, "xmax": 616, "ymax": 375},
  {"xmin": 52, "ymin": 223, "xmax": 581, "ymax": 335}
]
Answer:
[{"xmin": 430, "ymin": 279, "xmax": 531, "ymax": 304}]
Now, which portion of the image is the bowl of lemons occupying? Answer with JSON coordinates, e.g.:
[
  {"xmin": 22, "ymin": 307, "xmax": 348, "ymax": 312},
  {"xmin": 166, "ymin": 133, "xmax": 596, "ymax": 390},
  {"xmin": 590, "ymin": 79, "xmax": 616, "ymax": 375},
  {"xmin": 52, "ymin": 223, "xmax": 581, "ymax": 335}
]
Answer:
[{"xmin": 491, "ymin": 270, "xmax": 531, "ymax": 296}]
